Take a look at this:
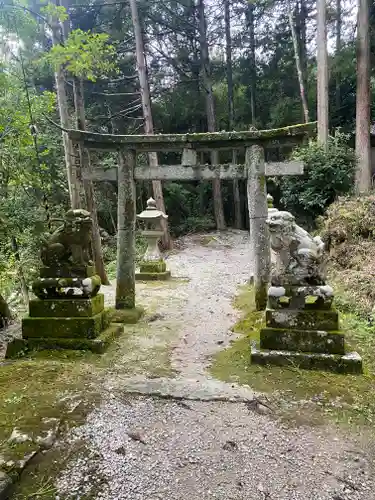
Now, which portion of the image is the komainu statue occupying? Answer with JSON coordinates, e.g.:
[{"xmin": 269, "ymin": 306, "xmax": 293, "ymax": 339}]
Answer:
[
  {"xmin": 267, "ymin": 211, "xmax": 326, "ymax": 286},
  {"xmin": 40, "ymin": 209, "xmax": 93, "ymax": 268},
  {"xmin": 266, "ymin": 211, "xmax": 333, "ymax": 309},
  {"xmin": 32, "ymin": 209, "xmax": 101, "ymax": 299}
]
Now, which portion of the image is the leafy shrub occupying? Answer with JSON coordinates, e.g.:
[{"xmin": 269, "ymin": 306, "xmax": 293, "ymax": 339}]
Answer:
[{"xmin": 278, "ymin": 132, "xmax": 356, "ymax": 228}]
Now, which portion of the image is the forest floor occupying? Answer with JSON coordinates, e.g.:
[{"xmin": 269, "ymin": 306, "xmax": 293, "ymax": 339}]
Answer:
[{"xmin": 2, "ymin": 230, "xmax": 375, "ymax": 500}]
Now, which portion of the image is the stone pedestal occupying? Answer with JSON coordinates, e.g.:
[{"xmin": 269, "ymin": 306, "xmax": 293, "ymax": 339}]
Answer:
[
  {"xmin": 135, "ymin": 258, "xmax": 171, "ymax": 281},
  {"xmin": 250, "ymin": 285, "xmax": 363, "ymax": 374},
  {"xmin": 6, "ymin": 294, "xmax": 123, "ymax": 358}
]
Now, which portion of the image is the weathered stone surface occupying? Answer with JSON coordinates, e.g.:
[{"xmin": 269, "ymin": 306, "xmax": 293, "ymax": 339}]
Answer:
[
  {"xmin": 105, "ymin": 306, "xmax": 144, "ymax": 324},
  {"xmin": 267, "ymin": 211, "xmax": 326, "ymax": 287},
  {"xmin": 5, "ymin": 324, "xmax": 123, "ymax": 357},
  {"xmin": 139, "ymin": 260, "xmax": 167, "ymax": 273},
  {"xmin": 251, "ymin": 345, "xmax": 363, "ymax": 374},
  {"xmin": 22, "ymin": 312, "xmax": 104, "ymax": 339},
  {"xmin": 268, "ymin": 285, "xmax": 334, "ymax": 310},
  {"xmin": 265, "ymin": 308, "xmax": 339, "ymax": 330},
  {"xmin": 260, "ymin": 327, "xmax": 345, "ymax": 354},
  {"xmin": 32, "ymin": 275, "xmax": 101, "ymax": 300},
  {"xmin": 0, "ymin": 471, "xmax": 12, "ymax": 500},
  {"xmin": 116, "ymin": 149, "xmax": 136, "ymax": 310},
  {"xmin": 29, "ymin": 294, "xmax": 104, "ymax": 318},
  {"xmin": 135, "ymin": 271, "xmax": 171, "ymax": 281},
  {"xmin": 40, "ymin": 209, "xmax": 93, "ymax": 269}
]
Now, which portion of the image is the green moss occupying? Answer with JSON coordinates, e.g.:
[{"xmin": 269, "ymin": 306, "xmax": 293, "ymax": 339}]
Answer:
[
  {"xmin": 210, "ymin": 285, "xmax": 375, "ymax": 427},
  {"xmin": 29, "ymin": 294, "xmax": 104, "ymax": 318},
  {"xmin": 7, "ymin": 324, "xmax": 123, "ymax": 357},
  {"xmin": 22, "ymin": 312, "xmax": 104, "ymax": 340},
  {"xmin": 139, "ymin": 260, "xmax": 167, "ymax": 273},
  {"xmin": 135, "ymin": 271, "xmax": 171, "ymax": 281},
  {"xmin": 254, "ymin": 283, "xmax": 268, "ymax": 311},
  {"xmin": 105, "ymin": 306, "xmax": 144, "ymax": 324}
]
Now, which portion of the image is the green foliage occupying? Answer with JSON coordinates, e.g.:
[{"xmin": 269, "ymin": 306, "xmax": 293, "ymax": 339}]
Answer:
[
  {"xmin": 278, "ymin": 132, "xmax": 356, "ymax": 227},
  {"xmin": 40, "ymin": 3, "xmax": 68, "ymax": 22},
  {"xmin": 43, "ymin": 29, "xmax": 118, "ymax": 81}
]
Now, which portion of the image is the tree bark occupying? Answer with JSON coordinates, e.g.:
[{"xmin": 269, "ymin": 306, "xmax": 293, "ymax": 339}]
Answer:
[
  {"xmin": 198, "ymin": 0, "xmax": 226, "ymax": 230},
  {"xmin": 355, "ymin": 0, "xmax": 372, "ymax": 193},
  {"xmin": 50, "ymin": 14, "xmax": 80, "ymax": 208},
  {"xmin": 224, "ymin": 0, "xmax": 242, "ymax": 229},
  {"xmin": 246, "ymin": 3, "xmax": 256, "ymax": 124},
  {"xmin": 73, "ymin": 78, "xmax": 110, "ymax": 285},
  {"xmin": 287, "ymin": 0, "xmax": 310, "ymax": 123},
  {"xmin": 129, "ymin": 0, "xmax": 172, "ymax": 249},
  {"xmin": 0, "ymin": 294, "xmax": 12, "ymax": 328},
  {"xmin": 335, "ymin": 0, "xmax": 342, "ymax": 112},
  {"xmin": 317, "ymin": 0, "xmax": 329, "ymax": 148}
]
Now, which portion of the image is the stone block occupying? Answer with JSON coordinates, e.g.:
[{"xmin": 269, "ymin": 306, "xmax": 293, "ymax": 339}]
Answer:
[
  {"xmin": 105, "ymin": 306, "xmax": 144, "ymax": 324},
  {"xmin": 260, "ymin": 327, "xmax": 345, "ymax": 354},
  {"xmin": 22, "ymin": 312, "xmax": 104, "ymax": 339},
  {"xmin": 29, "ymin": 294, "xmax": 104, "ymax": 318},
  {"xmin": 266, "ymin": 308, "xmax": 339, "ymax": 330},
  {"xmin": 135, "ymin": 271, "xmax": 171, "ymax": 281},
  {"xmin": 5, "ymin": 324, "xmax": 123, "ymax": 357},
  {"xmin": 139, "ymin": 260, "xmax": 167, "ymax": 273},
  {"xmin": 251, "ymin": 345, "xmax": 363, "ymax": 374}
]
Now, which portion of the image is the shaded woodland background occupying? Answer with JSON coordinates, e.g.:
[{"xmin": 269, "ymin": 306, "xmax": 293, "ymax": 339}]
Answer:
[{"xmin": 0, "ymin": 0, "xmax": 371, "ymax": 312}]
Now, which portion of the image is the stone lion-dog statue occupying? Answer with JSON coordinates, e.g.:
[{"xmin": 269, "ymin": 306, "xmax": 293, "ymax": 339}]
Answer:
[
  {"xmin": 41, "ymin": 209, "xmax": 93, "ymax": 268},
  {"xmin": 266, "ymin": 210, "xmax": 326, "ymax": 287}
]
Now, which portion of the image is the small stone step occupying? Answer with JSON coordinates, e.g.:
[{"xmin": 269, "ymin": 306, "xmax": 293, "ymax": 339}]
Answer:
[{"xmin": 250, "ymin": 344, "xmax": 363, "ymax": 374}]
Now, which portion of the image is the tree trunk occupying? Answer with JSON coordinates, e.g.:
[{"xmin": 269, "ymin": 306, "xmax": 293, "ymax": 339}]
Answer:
[
  {"xmin": 224, "ymin": 0, "xmax": 242, "ymax": 229},
  {"xmin": 129, "ymin": 0, "xmax": 172, "ymax": 249},
  {"xmin": 355, "ymin": 0, "xmax": 372, "ymax": 193},
  {"xmin": 73, "ymin": 78, "xmax": 110, "ymax": 285},
  {"xmin": 50, "ymin": 15, "xmax": 80, "ymax": 208},
  {"xmin": 287, "ymin": 0, "xmax": 310, "ymax": 123},
  {"xmin": 246, "ymin": 3, "xmax": 256, "ymax": 124},
  {"xmin": 335, "ymin": 0, "xmax": 342, "ymax": 112},
  {"xmin": 317, "ymin": 0, "xmax": 329, "ymax": 148},
  {"xmin": 0, "ymin": 294, "xmax": 12, "ymax": 328},
  {"xmin": 198, "ymin": 0, "xmax": 226, "ymax": 230}
]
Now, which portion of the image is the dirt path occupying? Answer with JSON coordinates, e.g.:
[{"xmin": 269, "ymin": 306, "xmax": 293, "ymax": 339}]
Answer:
[{"xmin": 28, "ymin": 232, "xmax": 375, "ymax": 499}]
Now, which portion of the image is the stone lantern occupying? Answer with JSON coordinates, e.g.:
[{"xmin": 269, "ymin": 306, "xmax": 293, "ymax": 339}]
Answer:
[
  {"xmin": 267, "ymin": 194, "xmax": 278, "ymax": 216},
  {"xmin": 136, "ymin": 198, "xmax": 171, "ymax": 280}
]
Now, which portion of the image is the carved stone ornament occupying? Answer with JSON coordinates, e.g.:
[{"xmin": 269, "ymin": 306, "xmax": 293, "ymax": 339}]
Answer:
[{"xmin": 266, "ymin": 210, "xmax": 326, "ymax": 287}]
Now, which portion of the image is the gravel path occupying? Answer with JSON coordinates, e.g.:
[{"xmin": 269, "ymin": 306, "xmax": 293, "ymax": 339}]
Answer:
[{"xmin": 53, "ymin": 231, "xmax": 375, "ymax": 499}]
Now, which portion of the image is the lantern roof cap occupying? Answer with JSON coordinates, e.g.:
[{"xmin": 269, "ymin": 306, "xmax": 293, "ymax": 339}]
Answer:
[{"xmin": 137, "ymin": 198, "xmax": 168, "ymax": 220}]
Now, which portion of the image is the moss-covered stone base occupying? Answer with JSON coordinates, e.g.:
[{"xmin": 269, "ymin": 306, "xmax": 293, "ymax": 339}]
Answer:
[
  {"xmin": 22, "ymin": 312, "xmax": 104, "ymax": 339},
  {"xmin": 105, "ymin": 306, "xmax": 144, "ymax": 324},
  {"xmin": 260, "ymin": 327, "xmax": 345, "ymax": 354},
  {"xmin": 135, "ymin": 271, "xmax": 171, "ymax": 281},
  {"xmin": 251, "ymin": 345, "xmax": 363, "ymax": 374},
  {"xmin": 29, "ymin": 294, "xmax": 104, "ymax": 318},
  {"xmin": 5, "ymin": 323, "xmax": 123, "ymax": 358},
  {"xmin": 139, "ymin": 260, "xmax": 167, "ymax": 273},
  {"xmin": 266, "ymin": 308, "xmax": 339, "ymax": 330}
]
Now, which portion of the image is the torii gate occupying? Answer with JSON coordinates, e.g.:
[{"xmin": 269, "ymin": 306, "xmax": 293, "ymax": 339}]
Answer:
[{"xmin": 67, "ymin": 123, "xmax": 315, "ymax": 312}]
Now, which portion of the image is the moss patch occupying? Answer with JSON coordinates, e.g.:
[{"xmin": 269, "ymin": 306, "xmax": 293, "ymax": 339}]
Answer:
[
  {"xmin": 210, "ymin": 285, "xmax": 375, "ymax": 427},
  {"xmin": 22, "ymin": 312, "xmax": 104, "ymax": 340},
  {"xmin": 104, "ymin": 306, "xmax": 144, "ymax": 324}
]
